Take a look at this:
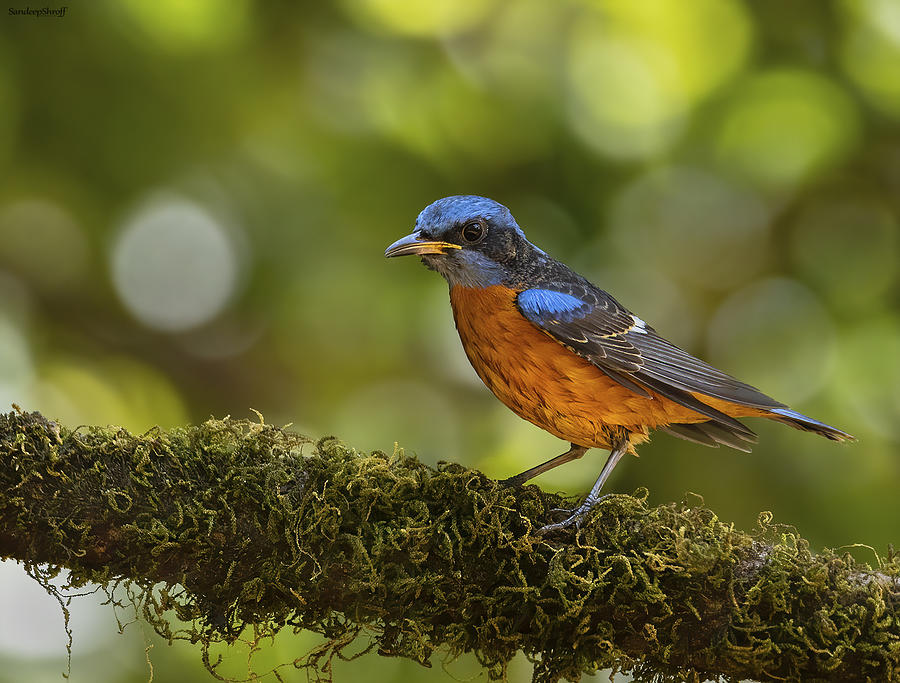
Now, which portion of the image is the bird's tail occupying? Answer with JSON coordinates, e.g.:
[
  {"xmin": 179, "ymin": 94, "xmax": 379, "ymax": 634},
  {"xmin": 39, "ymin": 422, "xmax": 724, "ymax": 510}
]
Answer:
[{"xmin": 767, "ymin": 407, "xmax": 855, "ymax": 442}]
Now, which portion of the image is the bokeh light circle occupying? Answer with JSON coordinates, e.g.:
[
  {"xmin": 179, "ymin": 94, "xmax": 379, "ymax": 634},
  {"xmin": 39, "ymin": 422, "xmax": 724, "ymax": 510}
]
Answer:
[
  {"xmin": 360, "ymin": 56, "xmax": 550, "ymax": 167},
  {"xmin": 0, "ymin": 199, "xmax": 89, "ymax": 291},
  {"xmin": 592, "ymin": 0, "xmax": 753, "ymax": 100},
  {"xmin": 566, "ymin": 0, "xmax": 752, "ymax": 160},
  {"xmin": 789, "ymin": 197, "xmax": 898, "ymax": 310},
  {"xmin": 836, "ymin": 317, "xmax": 900, "ymax": 440},
  {"xmin": 117, "ymin": 0, "xmax": 250, "ymax": 52},
  {"xmin": 716, "ymin": 69, "xmax": 860, "ymax": 187},
  {"xmin": 840, "ymin": 21, "xmax": 900, "ymax": 118},
  {"xmin": 842, "ymin": 0, "xmax": 900, "ymax": 44},
  {"xmin": 567, "ymin": 31, "xmax": 687, "ymax": 159},
  {"xmin": 706, "ymin": 278, "xmax": 837, "ymax": 404},
  {"xmin": 339, "ymin": 0, "xmax": 496, "ymax": 37},
  {"xmin": 111, "ymin": 195, "xmax": 240, "ymax": 333},
  {"xmin": 609, "ymin": 166, "xmax": 771, "ymax": 290}
]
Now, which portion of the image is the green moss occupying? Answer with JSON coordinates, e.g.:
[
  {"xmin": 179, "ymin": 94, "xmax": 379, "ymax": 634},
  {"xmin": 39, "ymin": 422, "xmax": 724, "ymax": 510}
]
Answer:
[{"xmin": 0, "ymin": 409, "xmax": 897, "ymax": 682}]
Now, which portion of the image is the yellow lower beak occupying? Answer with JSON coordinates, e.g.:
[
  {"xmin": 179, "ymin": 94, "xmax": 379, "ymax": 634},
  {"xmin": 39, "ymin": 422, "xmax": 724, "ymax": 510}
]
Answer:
[{"xmin": 384, "ymin": 233, "xmax": 462, "ymax": 258}]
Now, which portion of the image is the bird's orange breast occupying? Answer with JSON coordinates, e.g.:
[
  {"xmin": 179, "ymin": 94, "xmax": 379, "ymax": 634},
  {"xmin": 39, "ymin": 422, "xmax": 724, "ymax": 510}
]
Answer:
[{"xmin": 449, "ymin": 285, "xmax": 760, "ymax": 449}]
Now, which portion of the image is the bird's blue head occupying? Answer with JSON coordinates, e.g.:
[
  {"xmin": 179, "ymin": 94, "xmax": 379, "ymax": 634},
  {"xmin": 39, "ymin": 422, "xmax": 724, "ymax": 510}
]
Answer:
[{"xmin": 385, "ymin": 195, "xmax": 540, "ymax": 288}]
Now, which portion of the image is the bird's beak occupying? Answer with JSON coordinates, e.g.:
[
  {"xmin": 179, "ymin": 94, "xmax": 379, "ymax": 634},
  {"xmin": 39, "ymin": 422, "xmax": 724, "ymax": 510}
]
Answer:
[{"xmin": 384, "ymin": 232, "xmax": 462, "ymax": 258}]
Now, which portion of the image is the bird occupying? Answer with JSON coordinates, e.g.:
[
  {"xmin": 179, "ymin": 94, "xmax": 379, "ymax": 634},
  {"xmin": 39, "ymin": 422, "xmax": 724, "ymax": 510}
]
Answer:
[{"xmin": 385, "ymin": 195, "xmax": 853, "ymax": 531}]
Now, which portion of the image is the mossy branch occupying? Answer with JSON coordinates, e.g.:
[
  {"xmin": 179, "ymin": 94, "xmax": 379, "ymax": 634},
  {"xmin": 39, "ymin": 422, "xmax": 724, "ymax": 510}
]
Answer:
[{"xmin": 0, "ymin": 410, "xmax": 897, "ymax": 682}]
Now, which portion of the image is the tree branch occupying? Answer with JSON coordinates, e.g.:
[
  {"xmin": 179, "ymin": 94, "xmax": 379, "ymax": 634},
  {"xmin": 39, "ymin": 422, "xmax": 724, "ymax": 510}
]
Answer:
[{"xmin": 0, "ymin": 409, "xmax": 897, "ymax": 682}]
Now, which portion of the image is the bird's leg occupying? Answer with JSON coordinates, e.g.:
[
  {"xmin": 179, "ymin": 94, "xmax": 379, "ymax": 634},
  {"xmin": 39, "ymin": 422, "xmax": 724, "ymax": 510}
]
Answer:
[
  {"xmin": 499, "ymin": 444, "xmax": 589, "ymax": 488},
  {"xmin": 538, "ymin": 441, "xmax": 629, "ymax": 532}
]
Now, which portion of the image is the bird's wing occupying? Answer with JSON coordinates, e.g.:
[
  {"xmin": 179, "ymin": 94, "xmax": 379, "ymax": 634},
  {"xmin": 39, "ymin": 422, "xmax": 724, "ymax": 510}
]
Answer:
[{"xmin": 516, "ymin": 285, "xmax": 786, "ymax": 441}]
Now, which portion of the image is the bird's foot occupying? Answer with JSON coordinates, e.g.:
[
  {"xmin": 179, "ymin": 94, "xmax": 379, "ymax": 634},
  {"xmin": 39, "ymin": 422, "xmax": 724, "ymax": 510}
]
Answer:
[{"xmin": 538, "ymin": 494, "xmax": 613, "ymax": 533}]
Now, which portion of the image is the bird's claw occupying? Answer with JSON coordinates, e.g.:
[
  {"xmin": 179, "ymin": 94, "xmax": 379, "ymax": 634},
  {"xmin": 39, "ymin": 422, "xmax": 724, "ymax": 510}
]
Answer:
[
  {"xmin": 538, "ymin": 507, "xmax": 588, "ymax": 532},
  {"xmin": 537, "ymin": 494, "xmax": 613, "ymax": 533}
]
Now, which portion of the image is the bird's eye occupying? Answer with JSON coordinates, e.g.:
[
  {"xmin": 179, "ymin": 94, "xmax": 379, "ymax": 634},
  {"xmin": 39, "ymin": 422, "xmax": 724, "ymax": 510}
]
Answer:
[{"xmin": 461, "ymin": 220, "xmax": 486, "ymax": 244}]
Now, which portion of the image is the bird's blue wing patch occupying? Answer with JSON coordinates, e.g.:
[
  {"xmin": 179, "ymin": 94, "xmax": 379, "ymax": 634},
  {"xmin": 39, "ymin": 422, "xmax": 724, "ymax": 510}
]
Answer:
[{"xmin": 517, "ymin": 288, "xmax": 593, "ymax": 324}]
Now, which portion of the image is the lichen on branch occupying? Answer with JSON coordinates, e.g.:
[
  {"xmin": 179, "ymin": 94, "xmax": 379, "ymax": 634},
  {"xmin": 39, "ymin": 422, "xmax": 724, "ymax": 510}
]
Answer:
[{"xmin": 0, "ymin": 409, "xmax": 897, "ymax": 682}]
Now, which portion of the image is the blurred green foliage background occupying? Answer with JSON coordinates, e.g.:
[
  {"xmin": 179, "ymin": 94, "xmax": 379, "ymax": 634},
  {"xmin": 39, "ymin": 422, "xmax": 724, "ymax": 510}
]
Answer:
[{"xmin": 1, "ymin": 0, "xmax": 899, "ymax": 681}]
